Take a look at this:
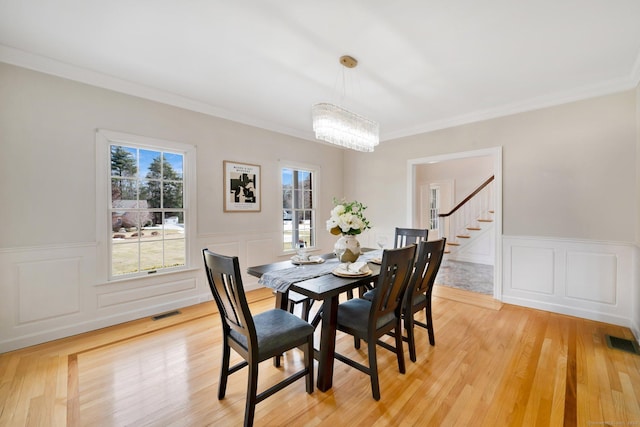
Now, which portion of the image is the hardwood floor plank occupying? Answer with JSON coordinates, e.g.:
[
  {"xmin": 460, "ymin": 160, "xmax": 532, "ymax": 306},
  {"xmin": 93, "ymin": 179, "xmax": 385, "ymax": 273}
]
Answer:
[{"xmin": 1, "ymin": 289, "xmax": 640, "ymax": 426}]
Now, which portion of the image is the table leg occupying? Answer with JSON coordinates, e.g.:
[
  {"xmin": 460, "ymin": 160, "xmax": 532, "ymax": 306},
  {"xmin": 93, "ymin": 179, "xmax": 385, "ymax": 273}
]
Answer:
[
  {"xmin": 274, "ymin": 290, "xmax": 288, "ymax": 310},
  {"xmin": 317, "ymin": 296, "xmax": 339, "ymax": 391}
]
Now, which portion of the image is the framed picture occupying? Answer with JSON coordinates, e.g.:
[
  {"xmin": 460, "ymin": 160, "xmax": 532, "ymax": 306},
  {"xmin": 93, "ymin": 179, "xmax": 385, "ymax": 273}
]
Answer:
[{"xmin": 223, "ymin": 161, "xmax": 261, "ymax": 212}]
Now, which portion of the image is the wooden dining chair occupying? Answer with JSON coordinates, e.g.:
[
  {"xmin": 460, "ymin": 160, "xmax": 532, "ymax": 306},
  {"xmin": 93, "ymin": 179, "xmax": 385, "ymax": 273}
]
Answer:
[
  {"xmin": 331, "ymin": 244, "xmax": 416, "ymax": 400},
  {"xmin": 394, "ymin": 227, "xmax": 429, "ymax": 248},
  {"xmin": 202, "ymin": 249, "xmax": 314, "ymax": 427},
  {"xmin": 402, "ymin": 238, "xmax": 446, "ymax": 362}
]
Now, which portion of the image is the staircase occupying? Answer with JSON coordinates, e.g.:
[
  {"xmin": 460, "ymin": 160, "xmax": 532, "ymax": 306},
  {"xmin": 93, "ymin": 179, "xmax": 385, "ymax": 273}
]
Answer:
[{"xmin": 438, "ymin": 176, "xmax": 495, "ymax": 264}]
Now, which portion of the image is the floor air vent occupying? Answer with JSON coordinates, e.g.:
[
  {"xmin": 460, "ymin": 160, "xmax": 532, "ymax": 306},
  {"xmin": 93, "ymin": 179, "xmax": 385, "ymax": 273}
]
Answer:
[
  {"xmin": 152, "ymin": 310, "xmax": 181, "ymax": 321},
  {"xmin": 605, "ymin": 335, "xmax": 640, "ymax": 355}
]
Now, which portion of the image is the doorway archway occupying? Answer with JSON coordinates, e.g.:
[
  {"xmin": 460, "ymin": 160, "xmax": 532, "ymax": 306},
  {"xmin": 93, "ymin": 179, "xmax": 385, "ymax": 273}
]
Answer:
[{"xmin": 407, "ymin": 147, "xmax": 502, "ymax": 299}]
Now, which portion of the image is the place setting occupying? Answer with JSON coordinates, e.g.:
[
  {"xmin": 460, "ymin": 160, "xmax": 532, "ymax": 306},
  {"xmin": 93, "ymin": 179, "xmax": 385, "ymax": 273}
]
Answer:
[
  {"xmin": 291, "ymin": 242, "xmax": 325, "ymax": 265},
  {"xmin": 332, "ymin": 260, "xmax": 372, "ymax": 277}
]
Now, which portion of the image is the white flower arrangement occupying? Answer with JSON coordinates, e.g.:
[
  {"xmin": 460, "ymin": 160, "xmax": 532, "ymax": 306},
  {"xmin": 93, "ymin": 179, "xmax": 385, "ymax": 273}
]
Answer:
[{"xmin": 326, "ymin": 198, "xmax": 371, "ymax": 236}]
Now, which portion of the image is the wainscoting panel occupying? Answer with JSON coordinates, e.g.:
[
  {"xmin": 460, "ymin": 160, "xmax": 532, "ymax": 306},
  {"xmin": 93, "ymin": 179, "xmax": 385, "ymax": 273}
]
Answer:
[
  {"xmin": 98, "ymin": 278, "xmax": 197, "ymax": 308},
  {"xmin": 503, "ymin": 236, "xmax": 633, "ymax": 327},
  {"xmin": 565, "ymin": 252, "xmax": 617, "ymax": 304},
  {"xmin": 0, "ymin": 242, "xmax": 204, "ymax": 353},
  {"xmin": 509, "ymin": 245, "xmax": 555, "ymax": 295},
  {"xmin": 17, "ymin": 257, "xmax": 81, "ymax": 323}
]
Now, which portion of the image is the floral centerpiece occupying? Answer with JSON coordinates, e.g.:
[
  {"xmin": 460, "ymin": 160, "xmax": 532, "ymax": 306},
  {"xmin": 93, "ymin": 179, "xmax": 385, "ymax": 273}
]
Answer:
[
  {"xmin": 327, "ymin": 198, "xmax": 371, "ymax": 262},
  {"xmin": 326, "ymin": 199, "xmax": 371, "ymax": 235}
]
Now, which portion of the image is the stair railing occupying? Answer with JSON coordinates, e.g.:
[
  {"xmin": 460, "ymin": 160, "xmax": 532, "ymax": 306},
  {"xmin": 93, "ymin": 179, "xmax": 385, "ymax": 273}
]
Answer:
[{"xmin": 438, "ymin": 175, "xmax": 494, "ymax": 250}]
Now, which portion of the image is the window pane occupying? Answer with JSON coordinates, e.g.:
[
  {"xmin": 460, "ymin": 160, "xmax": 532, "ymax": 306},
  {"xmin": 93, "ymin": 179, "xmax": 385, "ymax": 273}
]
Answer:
[
  {"xmin": 140, "ymin": 180, "xmax": 161, "ymax": 208},
  {"xmin": 111, "ymin": 178, "xmax": 138, "ymax": 206},
  {"xmin": 163, "ymin": 182, "xmax": 183, "ymax": 208},
  {"xmin": 140, "ymin": 241, "xmax": 163, "ymax": 271},
  {"xmin": 111, "ymin": 210, "xmax": 147, "ymax": 232},
  {"xmin": 112, "ymin": 241, "xmax": 139, "ymax": 276},
  {"xmin": 140, "ymin": 150, "xmax": 162, "ymax": 179},
  {"xmin": 163, "ymin": 153, "xmax": 183, "ymax": 180},
  {"xmin": 111, "ymin": 146, "xmax": 137, "ymax": 177},
  {"xmin": 164, "ymin": 238, "xmax": 186, "ymax": 268}
]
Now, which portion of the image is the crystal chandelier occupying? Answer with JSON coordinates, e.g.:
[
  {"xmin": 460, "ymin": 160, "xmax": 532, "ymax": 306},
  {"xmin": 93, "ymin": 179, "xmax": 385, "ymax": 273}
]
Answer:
[{"xmin": 312, "ymin": 56, "xmax": 379, "ymax": 152}]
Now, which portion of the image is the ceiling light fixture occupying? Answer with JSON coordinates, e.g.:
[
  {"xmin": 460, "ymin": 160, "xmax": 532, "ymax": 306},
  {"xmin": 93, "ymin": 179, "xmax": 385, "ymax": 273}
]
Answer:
[{"xmin": 312, "ymin": 55, "xmax": 379, "ymax": 152}]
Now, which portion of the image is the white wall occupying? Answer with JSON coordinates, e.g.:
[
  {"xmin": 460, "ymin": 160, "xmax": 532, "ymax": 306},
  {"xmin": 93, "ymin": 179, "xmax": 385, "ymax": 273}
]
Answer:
[
  {"xmin": 0, "ymin": 63, "xmax": 345, "ymax": 352},
  {"xmin": 344, "ymin": 90, "xmax": 639, "ymax": 334}
]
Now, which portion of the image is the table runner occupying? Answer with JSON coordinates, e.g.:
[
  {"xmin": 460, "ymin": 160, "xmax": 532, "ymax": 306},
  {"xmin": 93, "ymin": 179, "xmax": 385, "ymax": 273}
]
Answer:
[{"xmin": 259, "ymin": 250, "xmax": 382, "ymax": 292}]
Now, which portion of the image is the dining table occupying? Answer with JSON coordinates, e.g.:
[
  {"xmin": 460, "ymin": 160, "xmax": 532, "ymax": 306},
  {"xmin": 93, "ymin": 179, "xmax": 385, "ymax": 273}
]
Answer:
[{"xmin": 247, "ymin": 249, "xmax": 381, "ymax": 392}]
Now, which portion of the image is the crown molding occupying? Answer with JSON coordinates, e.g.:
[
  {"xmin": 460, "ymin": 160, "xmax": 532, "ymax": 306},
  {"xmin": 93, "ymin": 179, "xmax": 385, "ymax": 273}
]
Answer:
[{"xmin": 0, "ymin": 45, "xmax": 314, "ymax": 141}]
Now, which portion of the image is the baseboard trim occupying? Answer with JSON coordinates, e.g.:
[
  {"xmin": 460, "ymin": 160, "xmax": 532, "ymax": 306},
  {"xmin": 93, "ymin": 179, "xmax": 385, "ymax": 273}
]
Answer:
[{"xmin": 433, "ymin": 285, "xmax": 503, "ymax": 310}]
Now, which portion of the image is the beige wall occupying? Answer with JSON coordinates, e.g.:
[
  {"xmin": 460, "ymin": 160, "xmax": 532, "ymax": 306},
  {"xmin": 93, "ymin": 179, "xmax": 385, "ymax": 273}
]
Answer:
[
  {"xmin": 415, "ymin": 156, "xmax": 494, "ymax": 205},
  {"xmin": 0, "ymin": 63, "xmax": 344, "ymax": 252},
  {"xmin": 345, "ymin": 90, "xmax": 637, "ymax": 243}
]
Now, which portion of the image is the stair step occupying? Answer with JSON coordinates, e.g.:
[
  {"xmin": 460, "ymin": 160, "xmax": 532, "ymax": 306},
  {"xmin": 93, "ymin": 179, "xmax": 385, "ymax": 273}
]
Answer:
[
  {"xmin": 477, "ymin": 219, "xmax": 493, "ymax": 222},
  {"xmin": 444, "ymin": 250, "xmax": 451, "ymax": 254},
  {"xmin": 447, "ymin": 242, "xmax": 461, "ymax": 246},
  {"xmin": 467, "ymin": 227, "xmax": 481, "ymax": 231},
  {"xmin": 456, "ymin": 235, "xmax": 470, "ymax": 239},
  {"xmin": 488, "ymin": 210, "xmax": 495, "ymax": 214}
]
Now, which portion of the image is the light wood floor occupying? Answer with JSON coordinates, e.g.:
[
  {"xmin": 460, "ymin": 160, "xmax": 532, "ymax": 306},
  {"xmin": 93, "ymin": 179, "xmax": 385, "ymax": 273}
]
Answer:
[{"xmin": 1, "ymin": 288, "xmax": 639, "ymax": 426}]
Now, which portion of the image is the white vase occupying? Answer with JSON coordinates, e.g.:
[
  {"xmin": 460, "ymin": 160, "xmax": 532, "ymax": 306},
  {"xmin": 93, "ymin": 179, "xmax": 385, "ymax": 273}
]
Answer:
[{"xmin": 334, "ymin": 234, "xmax": 361, "ymax": 262}]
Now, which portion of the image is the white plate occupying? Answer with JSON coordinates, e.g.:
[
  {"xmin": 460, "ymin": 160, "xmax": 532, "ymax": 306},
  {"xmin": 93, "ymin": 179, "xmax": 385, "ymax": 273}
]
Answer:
[
  {"xmin": 332, "ymin": 265, "xmax": 372, "ymax": 277},
  {"xmin": 291, "ymin": 255, "xmax": 325, "ymax": 265}
]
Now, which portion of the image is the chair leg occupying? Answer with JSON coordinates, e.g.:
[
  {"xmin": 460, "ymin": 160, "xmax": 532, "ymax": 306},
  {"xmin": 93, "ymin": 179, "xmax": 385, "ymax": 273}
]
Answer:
[
  {"xmin": 405, "ymin": 311, "xmax": 417, "ymax": 362},
  {"xmin": 305, "ymin": 335, "xmax": 314, "ymax": 393},
  {"xmin": 354, "ymin": 337, "xmax": 361, "ymax": 349},
  {"xmin": 425, "ymin": 304, "xmax": 435, "ymax": 346},
  {"xmin": 367, "ymin": 339, "xmax": 380, "ymax": 401},
  {"xmin": 394, "ymin": 320, "xmax": 406, "ymax": 374},
  {"xmin": 219, "ymin": 340, "xmax": 231, "ymax": 399},
  {"xmin": 244, "ymin": 360, "xmax": 259, "ymax": 427}
]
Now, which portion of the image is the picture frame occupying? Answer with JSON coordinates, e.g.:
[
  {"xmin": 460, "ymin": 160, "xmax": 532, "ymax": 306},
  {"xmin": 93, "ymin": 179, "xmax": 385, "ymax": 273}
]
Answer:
[{"xmin": 223, "ymin": 161, "xmax": 261, "ymax": 212}]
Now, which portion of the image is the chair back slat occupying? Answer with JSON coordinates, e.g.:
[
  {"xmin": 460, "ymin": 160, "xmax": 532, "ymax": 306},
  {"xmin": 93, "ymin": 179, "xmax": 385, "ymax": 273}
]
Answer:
[
  {"xmin": 370, "ymin": 245, "xmax": 416, "ymax": 322},
  {"xmin": 394, "ymin": 227, "xmax": 428, "ymax": 248},
  {"xmin": 408, "ymin": 239, "xmax": 446, "ymax": 301},
  {"xmin": 203, "ymin": 249, "xmax": 255, "ymax": 340}
]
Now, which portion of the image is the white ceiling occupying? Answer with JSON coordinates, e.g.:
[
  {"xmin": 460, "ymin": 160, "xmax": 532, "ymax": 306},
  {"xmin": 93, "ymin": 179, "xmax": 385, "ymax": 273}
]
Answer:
[{"xmin": 1, "ymin": 0, "xmax": 640, "ymax": 143}]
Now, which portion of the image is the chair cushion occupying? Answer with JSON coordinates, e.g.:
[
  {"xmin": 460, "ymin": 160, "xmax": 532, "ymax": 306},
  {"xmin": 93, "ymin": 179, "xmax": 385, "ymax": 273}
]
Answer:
[
  {"xmin": 230, "ymin": 309, "xmax": 314, "ymax": 359},
  {"xmin": 336, "ymin": 298, "xmax": 396, "ymax": 335}
]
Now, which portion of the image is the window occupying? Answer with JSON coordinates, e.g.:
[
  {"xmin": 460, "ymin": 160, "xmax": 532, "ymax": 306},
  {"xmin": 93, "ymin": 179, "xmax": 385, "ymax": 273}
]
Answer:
[
  {"xmin": 97, "ymin": 130, "xmax": 195, "ymax": 280},
  {"xmin": 282, "ymin": 165, "xmax": 316, "ymax": 251},
  {"xmin": 429, "ymin": 185, "xmax": 440, "ymax": 230}
]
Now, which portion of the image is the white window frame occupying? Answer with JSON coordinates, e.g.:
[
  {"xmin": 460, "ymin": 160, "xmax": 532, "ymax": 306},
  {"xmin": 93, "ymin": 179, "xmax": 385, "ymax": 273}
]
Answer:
[
  {"xmin": 280, "ymin": 161, "xmax": 318, "ymax": 254},
  {"xmin": 96, "ymin": 129, "xmax": 196, "ymax": 282}
]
